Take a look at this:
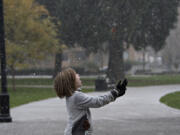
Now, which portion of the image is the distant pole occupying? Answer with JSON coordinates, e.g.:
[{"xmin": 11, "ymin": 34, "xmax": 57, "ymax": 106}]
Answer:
[{"xmin": 0, "ymin": 0, "xmax": 12, "ymax": 122}]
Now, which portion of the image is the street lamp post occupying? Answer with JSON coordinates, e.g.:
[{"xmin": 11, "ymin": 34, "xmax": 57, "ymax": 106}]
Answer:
[{"xmin": 0, "ymin": 0, "xmax": 12, "ymax": 122}]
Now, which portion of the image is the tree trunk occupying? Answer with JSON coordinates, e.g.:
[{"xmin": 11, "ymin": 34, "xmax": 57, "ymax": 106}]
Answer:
[
  {"xmin": 53, "ymin": 52, "xmax": 62, "ymax": 78},
  {"xmin": 142, "ymin": 46, "xmax": 145, "ymax": 71},
  {"xmin": 107, "ymin": 38, "xmax": 125, "ymax": 84},
  {"xmin": 11, "ymin": 67, "xmax": 16, "ymax": 91}
]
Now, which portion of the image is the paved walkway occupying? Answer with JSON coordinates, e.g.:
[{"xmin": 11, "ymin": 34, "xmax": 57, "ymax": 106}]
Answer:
[
  {"xmin": 8, "ymin": 85, "xmax": 95, "ymax": 89},
  {"xmin": 0, "ymin": 85, "xmax": 180, "ymax": 135}
]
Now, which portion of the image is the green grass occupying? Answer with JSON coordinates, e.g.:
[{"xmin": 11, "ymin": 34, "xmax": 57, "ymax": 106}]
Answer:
[
  {"xmin": 81, "ymin": 88, "xmax": 94, "ymax": 93},
  {"xmin": 5, "ymin": 78, "xmax": 95, "ymax": 86},
  {"xmin": 84, "ymin": 75, "xmax": 180, "ymax": 86},
  {"xmin": 1, "ymin": 74, "xmax": 180, "ymax": 108},
  {"xmin": 8, "ymin": 87, "xmax": 56, "ymax": 108},
  {"xmin": 81, "ymin": 78, "xmax": 95, "ymax": 86},
  {"xmin": 1, "ymin": 77, "xmax": 95, "ymax": 108},
  {"xmin": 127, "ymin": 75, "xmax": 180, "ymax": 86},
  {"xmin": 6, "ymin": 78, "xmax": 53, "ymax": 85},
  {"xmin": 0, "ymin": 87, "xmax": 94, "ymax": 108},
  {"xmin": 3, "ymin": 74, "xmax": 180, "ymax": 87},
  {"xmin": 160, "ymin": 91, "xmax": 180, "ymax": 110}
]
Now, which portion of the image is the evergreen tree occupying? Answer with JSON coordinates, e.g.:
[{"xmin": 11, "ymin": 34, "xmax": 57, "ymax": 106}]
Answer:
[{"xmin": 38, "ymin": 0, "xmax": 180, "ymax": 82}]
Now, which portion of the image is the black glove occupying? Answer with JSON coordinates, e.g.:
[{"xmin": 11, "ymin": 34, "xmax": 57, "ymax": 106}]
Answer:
[{"xmin": 111, "ymin": 78, "xmax": 128, "ymax": 99}]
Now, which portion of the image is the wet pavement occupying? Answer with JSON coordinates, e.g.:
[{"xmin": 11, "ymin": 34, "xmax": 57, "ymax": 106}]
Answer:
[{"xmin": 0, "ymin": 85, "xmax": 180, "ymax": 135}]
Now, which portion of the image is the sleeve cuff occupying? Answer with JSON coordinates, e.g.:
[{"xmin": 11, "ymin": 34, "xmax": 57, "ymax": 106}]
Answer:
[{"xmin": 110, "ymin": 89, "xmax": 119, "ymax": 99}]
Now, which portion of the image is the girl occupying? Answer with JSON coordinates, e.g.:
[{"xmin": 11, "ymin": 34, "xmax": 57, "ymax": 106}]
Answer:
[{"xmin": 54, "ymin": 68, "xmax": 127, "ymax": 135}]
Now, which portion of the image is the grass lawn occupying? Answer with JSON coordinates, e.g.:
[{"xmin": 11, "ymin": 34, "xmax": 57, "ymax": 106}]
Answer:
[
  {"xmin": 4, "ymin": 74, "xmax": 180, "ymax": 87},
  {"xmin": 7, "ymin": 78, "xmax": 53, "ymax": 85},
  {"xmin": 1, "ymin": 74, "xmax": 180, "ymax": 108},
  {"xmin": 8, "ymin": 87, "xmax": 56, "ymax": 108},
  {"xmin": 127, "ymin": 74, "xmax": 180, "ymax": 86},
  {"xmin": 5, "ymin": 78, "xmax": 95, "ymax": 86},
  {"xmin": 160, "ymin": 91, "xmax": 180, "ymax": 110},
  {"xmin": 3, "ymin": 87, "xmax": 94, "ymax": 108}
]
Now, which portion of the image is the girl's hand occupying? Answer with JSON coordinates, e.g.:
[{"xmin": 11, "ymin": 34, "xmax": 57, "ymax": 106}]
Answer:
[
  {"xmin": 111, "ymin": 79, "xmax": 128, "ymax": 98},
  {"xmin": 116, "ymin": 79, "xmax": 128, "ymax": 95}
]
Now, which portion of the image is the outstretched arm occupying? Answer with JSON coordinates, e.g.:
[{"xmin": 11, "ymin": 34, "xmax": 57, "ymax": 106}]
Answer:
[
  {"xmin": 75, "ymin": 79, "xmax": 128, "ymax": 109},
  {"xmin": 74, "ymin": 91, "xmax": 115, "ymax": 109}
]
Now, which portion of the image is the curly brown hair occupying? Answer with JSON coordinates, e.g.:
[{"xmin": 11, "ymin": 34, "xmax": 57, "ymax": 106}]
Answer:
[{"xmin": 54, "ymin": 68, "xmax": 77, "ymax": 98}]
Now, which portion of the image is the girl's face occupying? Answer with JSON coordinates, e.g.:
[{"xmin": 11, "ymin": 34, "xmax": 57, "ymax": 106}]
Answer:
[{"xmin": 75, "ymin": 73, "xmax": 82, "ymax": 88}]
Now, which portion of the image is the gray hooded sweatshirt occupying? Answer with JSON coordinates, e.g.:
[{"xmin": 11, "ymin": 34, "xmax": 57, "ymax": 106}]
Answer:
[{"xmin": 64, "ymin": 89, "xmax": 115, "ymax": 135}]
